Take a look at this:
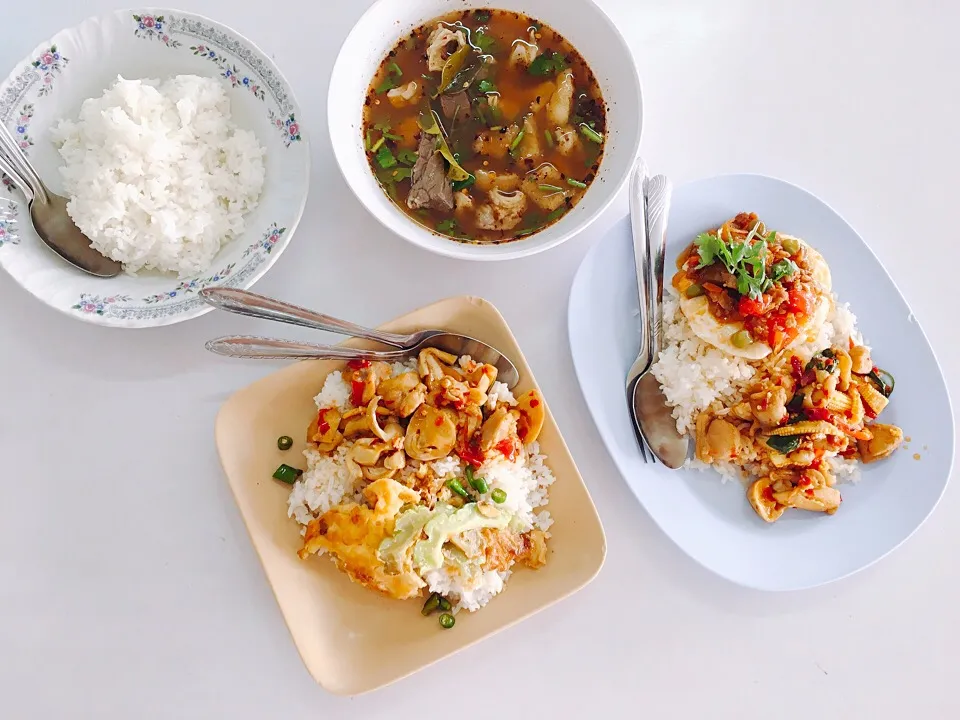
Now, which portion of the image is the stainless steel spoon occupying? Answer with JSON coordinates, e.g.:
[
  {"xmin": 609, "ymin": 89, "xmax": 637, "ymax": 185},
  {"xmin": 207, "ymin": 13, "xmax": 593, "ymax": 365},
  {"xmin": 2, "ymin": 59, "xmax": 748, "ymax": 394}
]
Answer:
[
  {"xmin": 200, "ymin": 289, "xmax": 521, "ymax": 388},
  {"xmin": 0, "ymin": 126, "xmax": 121, "ymax": 277},
  {"xmin": 628, "ymin": 171, "xmax": 689, "ymax": 469}
]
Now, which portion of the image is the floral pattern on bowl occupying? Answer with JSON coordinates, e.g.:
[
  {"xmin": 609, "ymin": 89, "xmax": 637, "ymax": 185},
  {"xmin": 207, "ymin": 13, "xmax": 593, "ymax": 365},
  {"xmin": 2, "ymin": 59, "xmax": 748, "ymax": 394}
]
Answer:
[{"xmin": 0, "ymin": 9, "xmax": 310, "ymax": 328}]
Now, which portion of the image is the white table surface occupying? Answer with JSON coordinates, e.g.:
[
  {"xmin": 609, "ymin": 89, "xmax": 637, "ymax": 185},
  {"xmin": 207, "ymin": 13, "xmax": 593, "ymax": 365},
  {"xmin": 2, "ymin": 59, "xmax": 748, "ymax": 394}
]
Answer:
[{"xmin": 2, "ymin": 1, "xmax": 957, "ymax": 717}]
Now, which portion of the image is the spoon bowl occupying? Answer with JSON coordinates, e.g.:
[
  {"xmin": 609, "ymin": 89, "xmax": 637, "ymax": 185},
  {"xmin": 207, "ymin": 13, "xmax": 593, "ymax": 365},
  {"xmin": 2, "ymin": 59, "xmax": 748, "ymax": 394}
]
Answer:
[{"xmin": 0, "ymin": 126, "xmax": 121, "ymax": 278}]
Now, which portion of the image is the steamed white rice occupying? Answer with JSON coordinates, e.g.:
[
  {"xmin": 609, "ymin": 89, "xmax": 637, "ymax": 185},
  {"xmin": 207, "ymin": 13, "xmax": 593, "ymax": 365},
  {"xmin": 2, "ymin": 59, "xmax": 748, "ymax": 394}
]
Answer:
[
  {"xmin": 288, "ymin": 367, "xmax": 555, "ymax": 611},
  {"xmin": 52, "ymin": 75, "xmax": 265, "ymax": 276}
]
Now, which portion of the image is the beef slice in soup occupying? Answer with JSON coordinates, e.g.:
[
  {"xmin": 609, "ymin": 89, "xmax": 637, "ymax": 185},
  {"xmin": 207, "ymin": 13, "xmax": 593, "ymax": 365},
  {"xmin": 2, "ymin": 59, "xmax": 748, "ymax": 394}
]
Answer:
[
  {"xmin": 363, "ymin": 9, "xmax": 607, "ymax": 245},
  {"xmin": 407, "ymin": 133, "xmax": 455, "ymax": 213}
]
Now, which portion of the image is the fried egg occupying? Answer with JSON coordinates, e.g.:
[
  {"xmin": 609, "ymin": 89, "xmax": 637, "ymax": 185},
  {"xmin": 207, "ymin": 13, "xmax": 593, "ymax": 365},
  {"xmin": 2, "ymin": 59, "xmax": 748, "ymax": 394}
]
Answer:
[{"xmin": 678, "ymin": 239, "xmax": 832, "ymax": 359}]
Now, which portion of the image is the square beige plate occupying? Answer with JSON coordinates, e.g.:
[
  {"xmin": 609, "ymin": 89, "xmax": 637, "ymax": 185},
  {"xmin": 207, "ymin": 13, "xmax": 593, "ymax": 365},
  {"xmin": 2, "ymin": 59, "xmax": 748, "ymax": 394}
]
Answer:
[{"xmin": 215, "ymin": 296, "xmax": 607, "ymax": 695}]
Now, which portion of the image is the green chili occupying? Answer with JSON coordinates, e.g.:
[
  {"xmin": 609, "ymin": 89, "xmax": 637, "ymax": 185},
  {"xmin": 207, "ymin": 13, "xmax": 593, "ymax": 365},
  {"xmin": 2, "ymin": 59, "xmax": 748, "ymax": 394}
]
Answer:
[{"xmin": 277, "ymin": 435, "xmax": 293, "ymax": 451}]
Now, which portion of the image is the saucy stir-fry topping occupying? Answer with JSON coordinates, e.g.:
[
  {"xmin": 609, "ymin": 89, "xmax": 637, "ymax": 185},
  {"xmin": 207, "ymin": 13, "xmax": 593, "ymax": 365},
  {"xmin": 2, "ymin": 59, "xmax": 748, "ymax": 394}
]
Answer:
[
  {"xmin": 675, "ymin": 212, "xmax": 826, "ymax": 351},
  {"xmin": 363, "ymin": 9, "xmax": 607, "ymax": 244}
]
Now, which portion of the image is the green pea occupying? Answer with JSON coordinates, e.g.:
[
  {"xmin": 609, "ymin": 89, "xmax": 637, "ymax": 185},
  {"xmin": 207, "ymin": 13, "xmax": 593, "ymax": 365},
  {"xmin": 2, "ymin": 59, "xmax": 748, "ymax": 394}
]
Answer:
[
  {"xmin": 490, "ymin": 488, "xmax": 507, "ymax": 504},
  {"xmin": 731, "ymin": 330, "xmax": 753, "ymax": 349},
  {"xmin": 781, "ymin": 235, "xmax": 800, "ymax": 254},
  {"xmin": 438, "ymin": 613, "xmax": 456, "ymax": 629},
  {"xmin": 421, "ymin": 593, "xmax": 440, "ymax": 616},
  {"xmin": 684, "ymin": 283, "xmax": 704, "ymax": 298},
  {"xmin": 277, "ymin": 435, "xmax": 293, "ymax": 451}
]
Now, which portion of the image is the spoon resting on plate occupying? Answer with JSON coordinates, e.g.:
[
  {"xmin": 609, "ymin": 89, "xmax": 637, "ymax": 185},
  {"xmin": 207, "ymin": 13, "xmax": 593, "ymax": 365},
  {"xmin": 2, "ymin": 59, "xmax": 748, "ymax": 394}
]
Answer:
[
  {"xmin": 200, "ymin": 288, "xmax": 521, "ymax": 389},
  {"xmin": 0, "ymin": 125, "xmax": 121, "ymax": 278}
]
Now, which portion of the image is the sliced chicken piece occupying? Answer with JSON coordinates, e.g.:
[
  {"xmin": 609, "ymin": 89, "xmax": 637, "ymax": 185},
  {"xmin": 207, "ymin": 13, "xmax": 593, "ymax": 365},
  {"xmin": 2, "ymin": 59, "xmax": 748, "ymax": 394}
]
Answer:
[
  {"xmin": 773, "ymin": 485, "xmax": 842, "ymax": 515},
  {"xmin": 508, "ymin": 30, "xmax": 538, "ymax": 69},
  {"xmin": 858, "ymin": 423, "xmax": 904, "ymax": 463},
  {"xmin": 554, "ymin": 125, "xmax": 580, "ymax": 156},
  {"xmin": 515, "ymin": 114, "xmax": 541, "ymax": 162},
  {"xmin": 475, "ymin": 169, "xmax": 520, "ymax": 193}
]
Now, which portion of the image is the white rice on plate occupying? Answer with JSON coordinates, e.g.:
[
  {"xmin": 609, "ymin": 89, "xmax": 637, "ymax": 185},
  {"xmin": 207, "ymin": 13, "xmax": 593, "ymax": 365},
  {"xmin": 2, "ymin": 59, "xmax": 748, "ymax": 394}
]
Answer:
[
  {"xmin": 52, "ymin": 75, "xmax": 266, "ymax": 276},
  {"xmin": 288, "ymin": 365, "xmax": 555, "ymax": 612},
  {"xmin": 651, "ymin": 285, "xmax": 865, "ymax": 484}
]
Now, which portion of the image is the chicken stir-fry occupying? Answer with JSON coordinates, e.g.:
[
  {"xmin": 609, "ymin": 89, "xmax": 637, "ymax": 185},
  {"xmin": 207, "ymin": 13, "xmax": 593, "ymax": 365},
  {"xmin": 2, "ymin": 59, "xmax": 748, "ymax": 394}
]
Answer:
[
  {"xmin": 296, "ymin": 348, "xmax": 552, "ymax": 609},
  {"xmin": 694, "ymin": 341, "xmax": 902, "ymax": 523}
]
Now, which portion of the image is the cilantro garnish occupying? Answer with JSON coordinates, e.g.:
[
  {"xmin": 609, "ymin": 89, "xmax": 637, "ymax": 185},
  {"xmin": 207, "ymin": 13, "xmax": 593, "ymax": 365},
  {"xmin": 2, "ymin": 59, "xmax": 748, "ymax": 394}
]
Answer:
[
  {"xmin": 695, "ymin": 224, "xmax": 784, "ymax": 299},
  {"xmin": 528, "ymin": 50, "xmax": 567, "ymax": 76}
]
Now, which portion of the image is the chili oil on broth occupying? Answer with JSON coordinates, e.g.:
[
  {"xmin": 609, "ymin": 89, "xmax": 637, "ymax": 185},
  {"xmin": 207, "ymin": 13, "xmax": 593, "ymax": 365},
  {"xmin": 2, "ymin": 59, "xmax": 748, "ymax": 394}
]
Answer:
[{"xmin": 362, "ymin": 9, "xmax": 607, "ymax": 245}]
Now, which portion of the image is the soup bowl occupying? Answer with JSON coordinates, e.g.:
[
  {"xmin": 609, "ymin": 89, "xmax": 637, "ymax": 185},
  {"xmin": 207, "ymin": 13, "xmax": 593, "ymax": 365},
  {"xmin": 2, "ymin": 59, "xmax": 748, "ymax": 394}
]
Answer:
[{"xmin": 328, "ymin": 0, "xmax": 643, "ymax": 261}]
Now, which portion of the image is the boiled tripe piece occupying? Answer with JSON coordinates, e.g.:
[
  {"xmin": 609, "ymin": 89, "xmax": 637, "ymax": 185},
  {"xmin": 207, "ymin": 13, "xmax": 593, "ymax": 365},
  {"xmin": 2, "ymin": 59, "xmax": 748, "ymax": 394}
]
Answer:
[{"xmin": 678, "ymin": 238, "xmax": 832, "ymax": 359}]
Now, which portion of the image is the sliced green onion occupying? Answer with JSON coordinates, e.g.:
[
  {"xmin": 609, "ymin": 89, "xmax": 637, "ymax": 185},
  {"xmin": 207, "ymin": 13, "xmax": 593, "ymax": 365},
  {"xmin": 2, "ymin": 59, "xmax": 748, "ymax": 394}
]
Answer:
[
  {"xmin": 538, "ymin": 184, "xmax": 564, "ymax": 193},
  {"xmin": 544, "ymin": 129, "xmax": 554, "ymax": 147},
  {"xmin": 509, "ymin": 129, "xmax": 525, "ymax": 152},
  {"xmin": 490, "ymin": 488, "xmax": 507, "ymax": 504},
  {"xmin": 447, "ymin": 478, "xmax": 471, "ymax": 499},
  {"xmin": 579, "ymin": 123, "xmax": 604, "ymax": 144},
  {"xmin": 438, "ymin": 612, "xmax": 455, "ymax": 629},
  {"xmin": 370, "ymin": 135, "xmax": 386, "ymax": 153},
  {"xmin": 364, "ymin": 130, "xmax": 374, "ymax": 151},
  {"xmin": 277, "ymin": 435, "xmax": 293, "ymax": 451},
  {"xmin": 387, "ymin": 62, "xmax": 403, "ymax": 77},
  {"xmin": 272, "ymin": 464, "xmax": 302, "ymax": 484},
  {"xmin": 421, "ymin": 593, "xmax": 441, "ymax": 615},
  {"xmin": 545, "ymin": 206, "xmax": 567, "ymax": 222},
  {"xmin": 567, "ymin": 178, "xmax": 587, "ymax": 189}
]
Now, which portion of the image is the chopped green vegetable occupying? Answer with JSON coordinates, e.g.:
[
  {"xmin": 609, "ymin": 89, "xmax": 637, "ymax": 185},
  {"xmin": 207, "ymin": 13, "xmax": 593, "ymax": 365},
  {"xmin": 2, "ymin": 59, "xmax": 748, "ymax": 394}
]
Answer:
[
  {"xmin": 452, "ymin": 173, "xmax": 476, "ymax": 191},
  {"xmin": 477, "ymin": 79, "xmax": 497, "ymax": 94},
  {"xmin": 770, "ymin": 259, "xmax": 797, "ymax": 282},
  {"xmin": 440, "ymin": 44, "xmax": 471, "ymax": 92},
  {"xmin": 868, "ymin": 367, "xmax": 895, "ymax": 397},
  {"xmin": 465, "ymin": 467, "xmax": 489, "ymax": 495},
  {"xmin": 579, "ymin": 123, "xmax": 604, "ymax": 144},
  {"xmin": 546, "ymin": 206, "xmax": 567, "ymax": 223},
  {"xmin": 805, "ymin": 348, "xmax": 837, "ymax": 373},
  {"xmin": 391, "ymin": 167, "xmax": 412, "ymax": 181},
  {"xmin": 277, "ymin": 435, "xmax": 293, "ymax": 451},
  {"xmin": 766, "ymin": 435, "xmax": 801, "ymax": 454},
  {"xmin": 387, "ymin": 62, "xmax": 402, "ymax": 77},
  {"xmin": 382, "ymin": 131, "xmax": 403, "ymax": 141},
  {"xmin": 538, "ymin": 183, "xmax": 564, "ymax": 193},
  {"xmin": 437, "ymin": 596, "xmax": 452, "ymax": 611},
  {"xmin": 491, "ymin": 488, "xmax": 507, "ymax": 504},
  {"xmin": 694, "ymin": 222, "xmax": 775, "ymax": 300},
  {"xmin": 375, "ymin": 77, "xmax": 397, "ymax": 94},
  {"xmin": 397, "ymin": 148, "xmax": 419, "ymax": 166},
  {"xmin": 473, "ymin": 31, "xmax": 498, "ymax": 54},
  {"xmin": 544, "ymin": 129, "xmax": 554, "ymax": 147},
  {"xmin": 684, "ymin": 283, "xmax": 704, "ymax": 298},
  {"xmin": 508, "ymin": 130, "xmax": 525, "ymax": 152},
  {"xmin": 566, "ymin": 177, "xmax": 587, "ymax": 188},
  {"xmin": 447, "ymin": 477, "xmax": 471, "ymax": 499},
  {"xmin": 421, "ymin": 593, "xmax": 441, "ymax": 616},
  {"xmin": 364, "ymin": 130, "xmax": 374, "ymax": 151},
  {"xmin": 731, "ymin": 330, "xmax": 753, "ymax": 348},
  {"xmin": 373, "ymin": 120, "xmax": 393, "ymax": 132},
  {"xmin": 528, "ymin": 50, "xmax": 567, "ymax": 76},
  {"xmin": 781, "ymin": 235, "xmax": 801, "ymax": 254},
  {"xmin": 375, "ymin": 65, "xmax": 402, "ymax": 94},
  {"xmin": 370, "ymin": 135, "xmax": 386, "ymax": 153},
  {"xmin": 438, "ymin": 613, "xmax": 455, "ymax": 629},
  {"xmin": 474, "ymin": 10, "xmax": 492, "ymax": 22},
  {"xmin": 375, "ymin": 144, "xmax": 397, "ymax": 169},
  {"xmin": 272, "ymin": 464, "xmax": 302, "ymax": 484}
]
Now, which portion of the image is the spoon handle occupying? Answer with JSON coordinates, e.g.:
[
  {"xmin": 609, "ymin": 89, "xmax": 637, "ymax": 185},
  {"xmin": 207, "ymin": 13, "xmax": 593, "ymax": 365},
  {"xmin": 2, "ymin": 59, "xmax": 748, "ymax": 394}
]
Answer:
[
  {"xmin": 0, "ymin": 151, "xmax": 33, "ymax": 202},
  {"xmin": 0, "ymin": 126, "xmax": 47, "ymax": 203},
  {"xmin": 627, "ymin": 162, "xmax": 652, "ymax": 383},
  {"xmin": 199, "ymin": 288, "xmax": 416, "ymax": 347},
  {"xmin": 643, "ymin": 174, "xmax": 672, "ymax": 355},
  {"xmin": 205, "ymin": 335, "xmax": 409, "ymax": 361}
]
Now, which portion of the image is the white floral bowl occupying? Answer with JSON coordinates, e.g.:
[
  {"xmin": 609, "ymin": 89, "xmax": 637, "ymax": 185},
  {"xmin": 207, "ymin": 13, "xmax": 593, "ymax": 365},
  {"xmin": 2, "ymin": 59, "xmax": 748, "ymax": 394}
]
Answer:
[{"xmin": 0, "ymin": 9, "xmax": 310, "ymax": 328}]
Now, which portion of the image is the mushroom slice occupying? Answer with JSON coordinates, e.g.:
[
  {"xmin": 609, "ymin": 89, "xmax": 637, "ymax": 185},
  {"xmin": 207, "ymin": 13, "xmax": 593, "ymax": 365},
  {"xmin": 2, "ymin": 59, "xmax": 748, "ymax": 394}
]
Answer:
[
  {"xmin": 515, "ymin": 389, "xmax": 545, "ymax": 445},
  {"xmin": 774, "ymin": 485, "xmax": 842, "ymax": 515},
  {"xmin": 480, "ymin": 406, "xmax": 518, "ymax": 451},
  {"xmin": 361, "ymin": 465, "xmax": 398, "ymax": 481},
  {"xmin": 747, "ymin": 477, "xmax": 785, "ymax": 523},
  {"xmin": 418, "ymin": 347, "xmax": 459, "ymax": 384},
  {"xmin": 384, "ymin": 449, "xmax": 407, "ymax": 472},
  {"xmin": 349, "ymin": 438, "xmax": 386, "ymax": 467},
  {"xmin": 367, "ymin": 396, "xmax": 390, "ymax": 441},
  {"xmin": 405, "ymin": 404, "xmax": 458, "ymax": 461}
]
